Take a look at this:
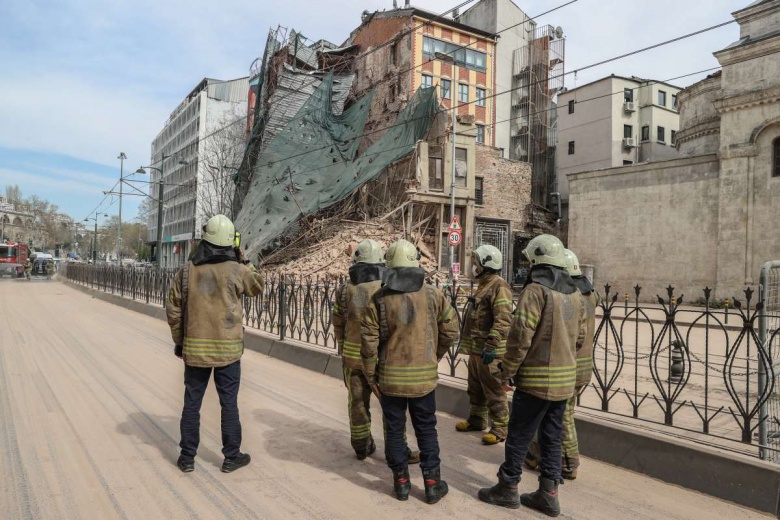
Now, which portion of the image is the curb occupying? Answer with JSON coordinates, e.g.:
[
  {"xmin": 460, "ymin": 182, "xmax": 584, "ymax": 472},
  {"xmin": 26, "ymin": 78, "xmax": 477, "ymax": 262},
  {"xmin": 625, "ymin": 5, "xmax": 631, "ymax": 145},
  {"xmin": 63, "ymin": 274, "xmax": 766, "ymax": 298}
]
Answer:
[{"xmin": 63, "ymin": 280, "xmax": 780, "ymax": 516}]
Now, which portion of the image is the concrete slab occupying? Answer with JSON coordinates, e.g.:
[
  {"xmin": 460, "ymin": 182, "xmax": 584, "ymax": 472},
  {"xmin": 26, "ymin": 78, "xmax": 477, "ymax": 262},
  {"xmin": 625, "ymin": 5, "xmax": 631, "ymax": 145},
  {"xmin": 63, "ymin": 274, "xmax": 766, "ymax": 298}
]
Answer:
[{"xmin": 267, "ymin": 340, "xmax": 331, "ymax": 374}]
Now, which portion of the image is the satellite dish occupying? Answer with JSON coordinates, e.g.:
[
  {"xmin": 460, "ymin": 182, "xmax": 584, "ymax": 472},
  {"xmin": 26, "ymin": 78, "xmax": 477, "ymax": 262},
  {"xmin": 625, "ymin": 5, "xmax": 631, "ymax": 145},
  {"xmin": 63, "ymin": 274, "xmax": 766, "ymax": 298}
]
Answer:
[{"xmin": 555, "ymin": 26, "xmax": 564, "ymax": 39}]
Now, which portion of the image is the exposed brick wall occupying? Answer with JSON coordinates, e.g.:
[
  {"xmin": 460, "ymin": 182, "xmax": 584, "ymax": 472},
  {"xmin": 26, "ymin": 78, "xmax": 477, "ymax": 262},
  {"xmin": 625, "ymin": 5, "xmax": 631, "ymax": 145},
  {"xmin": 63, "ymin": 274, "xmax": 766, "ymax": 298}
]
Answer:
[{"xmin": 474, "ymin": 145, "xmax": 532, "ymax": 231}]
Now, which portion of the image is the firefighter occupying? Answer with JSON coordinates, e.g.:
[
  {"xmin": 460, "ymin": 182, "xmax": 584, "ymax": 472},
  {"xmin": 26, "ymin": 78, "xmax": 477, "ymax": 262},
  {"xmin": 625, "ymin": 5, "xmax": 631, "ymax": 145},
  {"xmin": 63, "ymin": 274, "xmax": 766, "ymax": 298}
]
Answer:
[
  {"xmin": 45, "ymin": 260, "xmax": 54, "ymax": 280},
  {"xmin": 361, "ymin": 239, "xmax": 458, "ymax": 504},
  {"xmin": 525, "ymin": 249, "xmax": 597, "ymax": 480},
  {"xmin": 24, "ymin": 258, "xmax": 31, "ymax": 280},
  {"xmin": 478, "ymin": 234, "xmax": 586, "ymax": 517},
  {"xmin": 456, "ymin": 245, "xmax": 513, "ymax": 445},
  {"xmin": 166, "ymin": 214, "xmax": 264, "ymax": 474},
  {"xmin": 332, "ymin": 239, "xmax": 420, "ymax": 464}
]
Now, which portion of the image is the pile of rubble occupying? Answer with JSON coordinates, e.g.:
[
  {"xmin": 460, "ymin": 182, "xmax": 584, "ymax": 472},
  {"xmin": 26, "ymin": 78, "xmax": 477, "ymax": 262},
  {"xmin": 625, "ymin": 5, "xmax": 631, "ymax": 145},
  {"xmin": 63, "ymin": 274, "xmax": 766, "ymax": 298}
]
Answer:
[{"xmin": 259, "ymin": 219, "xmax": 442, "ymax": 281}]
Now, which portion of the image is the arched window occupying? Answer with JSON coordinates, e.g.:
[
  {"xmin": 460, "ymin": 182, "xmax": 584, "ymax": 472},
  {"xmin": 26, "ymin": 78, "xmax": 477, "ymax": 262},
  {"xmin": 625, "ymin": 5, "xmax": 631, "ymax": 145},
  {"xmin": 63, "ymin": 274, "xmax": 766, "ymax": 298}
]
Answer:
[{"xmin": 774, "ymin": 137, "xmax": 780, "ymax": 178}]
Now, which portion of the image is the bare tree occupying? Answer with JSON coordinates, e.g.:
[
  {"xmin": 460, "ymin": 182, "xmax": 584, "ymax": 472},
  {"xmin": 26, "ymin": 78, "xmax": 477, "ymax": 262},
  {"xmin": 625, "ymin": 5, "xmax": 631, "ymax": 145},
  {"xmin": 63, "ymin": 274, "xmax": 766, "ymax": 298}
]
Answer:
[
  {"xmin": 197, "ymin": 111, "xmax": 246, "ymax": 221},
  {"xmin": 5, "ymin": 185, "xmax": 23, "ymax": 206}
]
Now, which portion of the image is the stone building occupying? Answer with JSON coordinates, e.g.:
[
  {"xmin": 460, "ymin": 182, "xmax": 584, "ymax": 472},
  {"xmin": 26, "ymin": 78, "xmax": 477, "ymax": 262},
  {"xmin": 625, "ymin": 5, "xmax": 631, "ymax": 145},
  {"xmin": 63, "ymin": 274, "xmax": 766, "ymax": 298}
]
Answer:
[
  {"xmin": 567, "ymin": 0, "xmax": 780, "ymax": 299},
  {"xmin": 0, "ymin": 199, "xmax": 49, "ymax": 248}
]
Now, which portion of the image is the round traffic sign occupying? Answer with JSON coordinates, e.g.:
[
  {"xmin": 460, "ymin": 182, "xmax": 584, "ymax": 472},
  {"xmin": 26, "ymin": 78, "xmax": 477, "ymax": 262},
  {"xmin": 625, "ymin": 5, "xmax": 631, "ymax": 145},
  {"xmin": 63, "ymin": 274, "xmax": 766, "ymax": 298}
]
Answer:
[{"xmin": 448, "ymin": 231, "xmax": 462, "ymax": 246}]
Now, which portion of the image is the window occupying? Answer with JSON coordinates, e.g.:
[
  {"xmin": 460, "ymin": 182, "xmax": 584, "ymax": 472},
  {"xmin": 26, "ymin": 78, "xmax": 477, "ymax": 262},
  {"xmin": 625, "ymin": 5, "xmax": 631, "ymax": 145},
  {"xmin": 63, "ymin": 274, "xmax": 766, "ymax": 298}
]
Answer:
[
  {"xmin": 568, "ymin": 100, "xmax": 575, "ymax": 114},
  {"xmin": 672, "ymin": 94, "xmax": 678, "ymax": 110},
  {"xmin": 671, "ymin": 130, "xmax": 677, "ymax": 145},
  {"xmin": 623, "ymin": 160, "xmax": 634, "ymax": 165},
  {"xmin": 568, "ymin": 141, "xmax": 575, "ymax": 155},
  {"xmin": 657, "ymin": 126, "xmax": 666, "ymax": 143},
  {"xmin": 624, "ymin": 124, "xmax": 633, "ymax": 139},
  {"xmin": 475, "ymin": 177, "xmax": 484, "ymax": 205},
  {"xmin": 641, "ymin": 125, "xmax": 650, "ymax": 142},
  {"xmin": 441, "ymin": 79, "xmax": 451, "ymax": 99},
  {"xmin": 421, "ymin": 74, "xmax": 433, "ymax": 88},
  {"xmin": 658, "ymin": 90, "xmax": 667, "ymax": 107},
  {"xmin": 476, "ymin": 124, "xmax": 485, "ymax": 144},
  {"xmin": 459, "ymin": 84, "xmax": 469, "ymax": 103},
  {"xmin": 429, "ymin": 145, "xmax": 443, "ymax": 191},
  {"xmin": 455, "ymin": 147, "xmax": 467, "ymax": 187},
  {"xmin": 423, "ymin": 36, "xmax": 487, "ymax": 72},
  {"xmin": 476, "ymin": 87, "xmax": 486, "ymax": 107},
  {"xmin": 624, "ymin": 88, "xmax": 634, "ymax": 103},
  {"xmin": 390, "ymin": 42, "xmax": 397, "ymax": 66},
  {"xmin": 774, "ymin": 137, "xmax": 780, "ymax": 177}
]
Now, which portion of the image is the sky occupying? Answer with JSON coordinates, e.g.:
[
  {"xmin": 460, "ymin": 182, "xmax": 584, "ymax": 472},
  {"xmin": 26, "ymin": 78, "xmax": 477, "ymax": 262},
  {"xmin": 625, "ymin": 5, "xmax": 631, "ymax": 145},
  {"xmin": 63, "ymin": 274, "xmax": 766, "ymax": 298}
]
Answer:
[{"xmin": 0, "ymin": 0, "xmax": 749, "ymax": 224}]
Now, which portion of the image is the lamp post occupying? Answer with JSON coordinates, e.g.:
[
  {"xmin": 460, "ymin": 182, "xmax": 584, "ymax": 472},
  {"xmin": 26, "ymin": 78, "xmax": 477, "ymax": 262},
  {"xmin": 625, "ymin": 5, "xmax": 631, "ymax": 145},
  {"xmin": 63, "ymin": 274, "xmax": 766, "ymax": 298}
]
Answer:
[
  {"xmin": 435, "ymin": 52, "xmax": 459, "ymax": 278},
  {"xmin": 117, "ymin": 152, "xmax": 127, "ymax": 265},
  {"xmin": 84, "ymin": 214, "xmax": 108, "ymax": 263},
  {"xmin": 136, "ymin": 154, "xmax": 188, "ymax": 267}
]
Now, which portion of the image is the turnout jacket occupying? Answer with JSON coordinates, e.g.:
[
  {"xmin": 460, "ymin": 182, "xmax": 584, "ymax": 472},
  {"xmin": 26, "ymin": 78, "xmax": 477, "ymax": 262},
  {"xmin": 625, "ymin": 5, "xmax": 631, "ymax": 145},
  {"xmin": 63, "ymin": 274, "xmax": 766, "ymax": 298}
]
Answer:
[
  {"xmin": 166, "ymin": 243, "xmax": 264, "ymax": 368},
  {"xmin": 575, "ymin": 278, "xmax": 599, "ymax": 388},
  {"xmin": 501, "ymin": 266, "xmax": 587, "ymax": 401},
  {"xmin": 361, "ymin": 267, "xmax": 459, "ymax": 398},
  {"xmin": 460, "ymin": 273, "xmax": 514, "ymax": 357},
  {"xmin": 332, "ymin": 263, "xmax": 385, "ymax": 370}
]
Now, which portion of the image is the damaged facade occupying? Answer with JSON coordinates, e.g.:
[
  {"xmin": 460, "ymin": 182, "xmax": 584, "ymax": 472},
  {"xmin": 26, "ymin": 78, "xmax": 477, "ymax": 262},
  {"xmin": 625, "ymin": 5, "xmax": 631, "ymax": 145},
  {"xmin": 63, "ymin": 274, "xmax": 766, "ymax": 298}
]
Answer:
[{"xmin": 234, "ymin": 2, "xmax": 546, "ymax": 282}]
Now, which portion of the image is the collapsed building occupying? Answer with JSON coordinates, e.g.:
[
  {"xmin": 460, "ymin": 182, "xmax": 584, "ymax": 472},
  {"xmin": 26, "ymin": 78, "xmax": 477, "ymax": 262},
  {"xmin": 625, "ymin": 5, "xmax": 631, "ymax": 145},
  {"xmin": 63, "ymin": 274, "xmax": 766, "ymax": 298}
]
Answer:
[{"xmin": 233, "ymin": 3, "xmax": 558, "ymax": 283}]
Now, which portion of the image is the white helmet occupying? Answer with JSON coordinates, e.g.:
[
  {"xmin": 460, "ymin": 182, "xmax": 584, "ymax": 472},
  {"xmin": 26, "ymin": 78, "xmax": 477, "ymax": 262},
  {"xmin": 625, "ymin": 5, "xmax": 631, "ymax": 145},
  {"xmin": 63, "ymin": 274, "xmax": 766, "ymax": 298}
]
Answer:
[
  {"xmin": 353, "ymin": 239, "xmax": 384, "ymax": 265},
  {"xmin": 473, "ymin": 244, "xmax": 503, "ymax": 271},
  {"xmin": 202, "ymin": 214, "xmax": 235, "ymax": 247},
  {"xmin": 522, "ymin": 234, "xmax": 567, "ymax": 268},
  {"xmin": 385, "ymin": 239, "xmax": 420, "ymax": 268},
  {"xmin": 564, "ymin": 249, "xmax": 582, "ymax": 276}
]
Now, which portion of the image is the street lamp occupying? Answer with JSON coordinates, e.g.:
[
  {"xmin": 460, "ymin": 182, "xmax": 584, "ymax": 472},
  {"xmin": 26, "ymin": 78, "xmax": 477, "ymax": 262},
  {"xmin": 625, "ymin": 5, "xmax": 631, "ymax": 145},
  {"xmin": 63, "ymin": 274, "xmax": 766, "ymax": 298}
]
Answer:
[
  {"xmin": 435, "ymin": 51, "xmax": 459, "ymax": 280},
  {"xmin": 117, "ymin": 152, "xmax": 127, "ymax": 265},
  {"xmin": 136, "ymin": 154, "xmax": 189, "ymax": 267},
  {"xmin": 84, "ymin": 213, "xmax": 109, "ymax": 263}
]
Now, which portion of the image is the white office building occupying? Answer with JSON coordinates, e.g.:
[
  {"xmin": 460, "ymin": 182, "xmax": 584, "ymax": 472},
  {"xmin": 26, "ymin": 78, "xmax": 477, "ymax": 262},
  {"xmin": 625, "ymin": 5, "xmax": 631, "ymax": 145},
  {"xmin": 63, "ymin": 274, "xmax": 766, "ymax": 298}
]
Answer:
[
  {"xmin": 555, "ymin": 75, "xmax": 682, "ymax": 215},
  {"xmin": 147, "ymin": 77, "xmax": 248, "ymax": 267}
]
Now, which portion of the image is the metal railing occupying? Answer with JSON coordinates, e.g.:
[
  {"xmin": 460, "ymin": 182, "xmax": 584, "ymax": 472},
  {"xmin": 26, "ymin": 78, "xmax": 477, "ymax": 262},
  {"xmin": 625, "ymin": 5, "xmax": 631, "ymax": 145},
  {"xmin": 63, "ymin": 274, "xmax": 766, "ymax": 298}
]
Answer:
[{"xmin": 64, "ymin": 264, "xmax": 780, "ymax": 460}]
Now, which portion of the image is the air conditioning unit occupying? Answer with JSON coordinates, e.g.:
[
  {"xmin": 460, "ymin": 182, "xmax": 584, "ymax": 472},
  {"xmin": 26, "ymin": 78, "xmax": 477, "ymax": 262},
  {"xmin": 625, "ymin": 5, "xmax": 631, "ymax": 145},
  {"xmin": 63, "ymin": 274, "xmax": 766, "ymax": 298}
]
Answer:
[
  {"xmin": 623, "ymin": 102, "xmax": 636, "ymax": 113},
  {"xmin": 623, "ymin": 137, "xmax": 636, "ymax": 148}
]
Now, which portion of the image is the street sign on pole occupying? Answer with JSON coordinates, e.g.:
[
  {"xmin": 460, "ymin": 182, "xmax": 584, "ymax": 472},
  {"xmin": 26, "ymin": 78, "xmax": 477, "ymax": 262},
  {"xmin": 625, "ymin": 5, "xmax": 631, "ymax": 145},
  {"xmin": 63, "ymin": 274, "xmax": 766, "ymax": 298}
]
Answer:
[
  {"xmin": 448, "ymin": 230, "xmax": 462, "ymax": 247},
  {"xmin": 448, "ymin": 215, "xmax": 462, "ymax": 232}
]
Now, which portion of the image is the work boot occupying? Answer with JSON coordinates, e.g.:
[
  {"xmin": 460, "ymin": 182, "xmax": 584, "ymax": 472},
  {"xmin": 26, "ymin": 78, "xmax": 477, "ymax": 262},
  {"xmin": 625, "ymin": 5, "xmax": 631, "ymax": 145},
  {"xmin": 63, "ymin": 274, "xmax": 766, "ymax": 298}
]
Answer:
[
  {"xmin": 407, "ymin": 449, "xmax": 421, "ymax": 465},
  {"xmin": 422, "ymin": 467, "xmax": 449, "ymax": 504},
  {"xmin": 477, "ymin": 476, "xmax": 520, "ymax": 509},
  {"xmin": 520, "ymin": 477, "xmax": 561, "ymax": 517},
  {"xmin": 392, "ymin": 468, "xmax": 411, "ymax": 501},
  {"xmin": 455, "ymin": 420, "xmax": 485, "ymax": 432},
  {"xmin": 481, "ymin": 431, "xmax": 505, "ymax": 445},
  {"xmin": 356, "ymin": 441, "xmax": 377, "ymax": 461},
  {"xmin": 562, "ymin": 468, "xmax": 577, "ymax": 481},
  {"xmin": 177, "ymin": 455, "xmax": 194, "ymax": 473},
  {"xmin": 221, "ymin": 453, "xmax": 251, "ymax": 473},
  {"xmin": 524, "ymin": 453, "xmax": 540, "ymax": 470}
]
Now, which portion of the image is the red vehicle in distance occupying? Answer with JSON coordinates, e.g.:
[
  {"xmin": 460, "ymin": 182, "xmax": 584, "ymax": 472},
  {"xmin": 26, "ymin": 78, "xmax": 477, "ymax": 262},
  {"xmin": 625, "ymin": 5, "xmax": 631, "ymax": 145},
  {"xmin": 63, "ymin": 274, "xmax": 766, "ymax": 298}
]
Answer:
[{"xmin": 0, "ymin": 241, "xmax": 30, "ymax": 278}]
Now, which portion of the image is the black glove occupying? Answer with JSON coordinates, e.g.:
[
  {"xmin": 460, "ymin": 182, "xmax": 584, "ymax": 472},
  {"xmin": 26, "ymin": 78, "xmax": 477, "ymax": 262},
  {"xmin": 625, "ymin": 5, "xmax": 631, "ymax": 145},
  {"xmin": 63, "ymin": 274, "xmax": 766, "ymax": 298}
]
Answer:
[
  {"xmin": 481, "ymin": 349, "xmax": 496, "ymax": 365},
  {"xmin": 174, "ymin": 344, "xmax": 183, "ymax": 358}
]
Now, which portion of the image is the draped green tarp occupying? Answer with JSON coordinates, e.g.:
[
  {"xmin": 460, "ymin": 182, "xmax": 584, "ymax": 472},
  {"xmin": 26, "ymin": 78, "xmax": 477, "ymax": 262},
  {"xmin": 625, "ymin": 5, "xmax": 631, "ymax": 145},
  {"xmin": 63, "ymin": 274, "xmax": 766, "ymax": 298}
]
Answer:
[{"xmin": 234, "ymin": 74, "xmax": 439, "ymax": 258}]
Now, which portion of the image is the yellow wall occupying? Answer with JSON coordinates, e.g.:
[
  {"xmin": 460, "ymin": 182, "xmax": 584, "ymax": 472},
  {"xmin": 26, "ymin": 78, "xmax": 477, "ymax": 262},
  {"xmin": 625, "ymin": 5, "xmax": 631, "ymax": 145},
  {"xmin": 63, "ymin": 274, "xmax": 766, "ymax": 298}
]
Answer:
[{"xmin": 411, "ymin": 18, "xmax": 496, "ymax": 146}]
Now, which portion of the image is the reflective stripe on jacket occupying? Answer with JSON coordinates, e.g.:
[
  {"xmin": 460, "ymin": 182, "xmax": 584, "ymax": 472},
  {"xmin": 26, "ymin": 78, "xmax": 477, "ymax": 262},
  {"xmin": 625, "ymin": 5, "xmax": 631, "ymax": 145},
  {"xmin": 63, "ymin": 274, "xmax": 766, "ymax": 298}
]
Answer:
[
  {"xmin": 460, "ymin": 274, "xmax": 514, "ymax": 356},
  {"xmin": 332, "ymin": 280, "xmax": 382, "ymax": 370}
]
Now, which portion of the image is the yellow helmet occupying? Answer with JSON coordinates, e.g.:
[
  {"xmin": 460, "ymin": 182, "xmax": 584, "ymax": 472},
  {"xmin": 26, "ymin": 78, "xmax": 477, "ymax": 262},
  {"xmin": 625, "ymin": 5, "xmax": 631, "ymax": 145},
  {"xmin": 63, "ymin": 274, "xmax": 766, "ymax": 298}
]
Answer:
[
  {"xmin": 385, "ymin": 239, "xmax": 420, "ymax": 268},
  {"xmin": 522, "ymin": 234, "xmax": 567, "ymax": 268},
  {"xmin": 202, "ymin": 214, "xmax": 235, "ymax": 247},
  {"xmin": 564, "ymin": 249, "xmax": 582, "ymax": 276},
  {"xmin": 353, "ymin": 239, "xmax": 384, "ymax": 265}
]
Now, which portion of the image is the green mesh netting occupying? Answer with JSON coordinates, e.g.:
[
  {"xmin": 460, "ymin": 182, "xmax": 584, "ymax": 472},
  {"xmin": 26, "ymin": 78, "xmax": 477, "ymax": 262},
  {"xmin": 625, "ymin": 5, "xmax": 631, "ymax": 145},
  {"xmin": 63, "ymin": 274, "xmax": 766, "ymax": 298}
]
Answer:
[{"xmin": 234, "ymin": 74, "xmax": 439, "ymax": 258}]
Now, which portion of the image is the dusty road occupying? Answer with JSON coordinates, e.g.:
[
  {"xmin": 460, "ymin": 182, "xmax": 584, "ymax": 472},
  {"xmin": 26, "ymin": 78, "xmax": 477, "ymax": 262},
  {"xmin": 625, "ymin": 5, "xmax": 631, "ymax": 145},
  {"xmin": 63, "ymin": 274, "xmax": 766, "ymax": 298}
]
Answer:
[{"xmin": 0, "ymin": 278, "xmax": 771, "ymax": 519}]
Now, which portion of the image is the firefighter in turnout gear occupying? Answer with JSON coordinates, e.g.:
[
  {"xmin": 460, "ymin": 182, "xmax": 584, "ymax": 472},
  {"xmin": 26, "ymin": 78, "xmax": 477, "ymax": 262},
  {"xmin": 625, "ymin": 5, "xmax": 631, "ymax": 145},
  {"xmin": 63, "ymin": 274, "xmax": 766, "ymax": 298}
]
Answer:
[
  {"xmin": 361, "ymin": 239, "xmax": 458, "ymax": 504},
  {"xmin": 456, "ymin": 245, "xmax": 513, "ymax": 445},
  {"xmin": 478, "ymin": 234, "xmax": 587, "ymax": 517},
  {"xmin": 525, "ymin": 249, "xmax": 597, "ymax": 480},
  {"xmin": 166, "ymin": 214, "xmax": 264, "ymax": 474},
  {"xmin": 24, "ymin": 258, "xmax": 31, "ymax": 280},
  {"xmin": 332, "ymin": 239, "xmax": 420, "ymax": 464}
]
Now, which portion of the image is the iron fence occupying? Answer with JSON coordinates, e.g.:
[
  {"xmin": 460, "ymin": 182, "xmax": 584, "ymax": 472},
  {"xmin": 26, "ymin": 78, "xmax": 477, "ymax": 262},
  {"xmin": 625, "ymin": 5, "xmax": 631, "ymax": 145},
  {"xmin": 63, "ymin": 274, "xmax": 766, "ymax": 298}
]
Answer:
[{"xmin": 63, "ymin": 264, "xmax": 780, "ymax": 460}]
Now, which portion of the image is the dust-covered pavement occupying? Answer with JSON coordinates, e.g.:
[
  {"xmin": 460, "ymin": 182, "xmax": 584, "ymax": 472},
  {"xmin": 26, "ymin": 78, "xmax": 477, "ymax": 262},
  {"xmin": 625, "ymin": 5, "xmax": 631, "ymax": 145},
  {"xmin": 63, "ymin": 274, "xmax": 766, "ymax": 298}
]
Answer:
[{"xmin": 0, "ymin": 278, "xmax": 770, "ymax": 519}]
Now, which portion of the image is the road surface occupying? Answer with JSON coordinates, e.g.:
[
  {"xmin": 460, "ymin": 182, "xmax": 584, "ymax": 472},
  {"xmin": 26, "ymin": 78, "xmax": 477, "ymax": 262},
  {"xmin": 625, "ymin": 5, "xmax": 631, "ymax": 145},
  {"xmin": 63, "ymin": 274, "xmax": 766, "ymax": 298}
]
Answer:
[{"xmin": 0, "ymin": 278, "xmax": 770, "ymax": 519}]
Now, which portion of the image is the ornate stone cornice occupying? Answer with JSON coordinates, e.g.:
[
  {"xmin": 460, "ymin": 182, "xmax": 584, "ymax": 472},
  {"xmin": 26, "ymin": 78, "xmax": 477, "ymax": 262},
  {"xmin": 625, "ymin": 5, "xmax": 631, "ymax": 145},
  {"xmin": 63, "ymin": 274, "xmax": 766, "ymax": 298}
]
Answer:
[{"xmin": 714, "ymin": 85, "xmax": 780, "ymax": 113}]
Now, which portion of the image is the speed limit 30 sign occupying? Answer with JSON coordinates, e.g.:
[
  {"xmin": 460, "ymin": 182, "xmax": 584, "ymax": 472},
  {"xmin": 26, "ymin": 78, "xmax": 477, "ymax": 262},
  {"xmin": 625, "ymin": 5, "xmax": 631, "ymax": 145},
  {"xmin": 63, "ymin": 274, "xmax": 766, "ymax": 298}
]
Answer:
[{"xmin": 448, "ymin": 230, "xmax": 462, "ymax": 246}]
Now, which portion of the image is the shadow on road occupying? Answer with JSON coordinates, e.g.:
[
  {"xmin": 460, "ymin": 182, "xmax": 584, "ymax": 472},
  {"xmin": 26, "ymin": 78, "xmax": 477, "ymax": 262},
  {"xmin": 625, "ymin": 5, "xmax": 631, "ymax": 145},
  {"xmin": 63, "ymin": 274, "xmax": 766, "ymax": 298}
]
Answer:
[
  {"xmin": 116, "ymin": 412, "xmax": 225, "ymax": 470},
  {"xmin": 252, "ymin": 408, "xmax": 405, "ymax": 499}
]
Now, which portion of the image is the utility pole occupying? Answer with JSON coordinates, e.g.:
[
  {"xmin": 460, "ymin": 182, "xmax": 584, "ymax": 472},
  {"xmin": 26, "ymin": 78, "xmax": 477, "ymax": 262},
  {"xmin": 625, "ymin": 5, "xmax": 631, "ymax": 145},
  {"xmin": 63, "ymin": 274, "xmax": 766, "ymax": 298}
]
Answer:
[
  {"xmin": 117, "ymin": 152, "xmax": 127, "ymax": 265},
  {"xmin": 156, "ymin": 178, "xmax": 164, "ymax": 267},
  {"xmin": 93, "ymin": 219, "xmax": 98, "ymax": 262}
]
